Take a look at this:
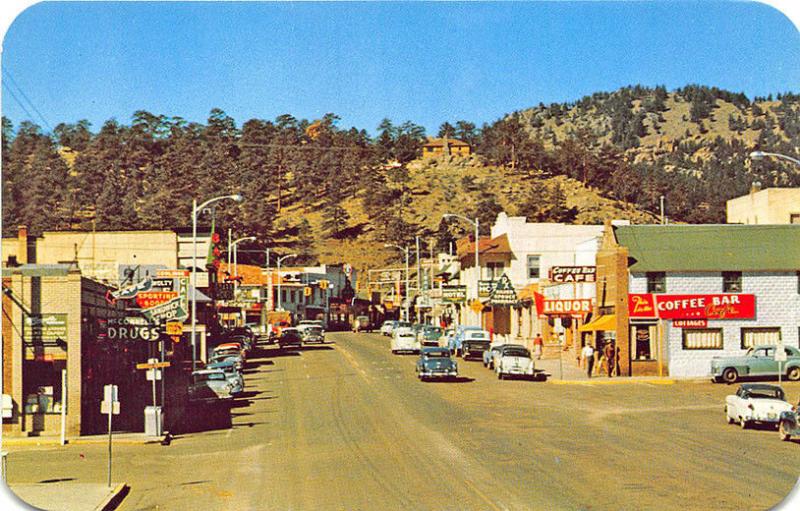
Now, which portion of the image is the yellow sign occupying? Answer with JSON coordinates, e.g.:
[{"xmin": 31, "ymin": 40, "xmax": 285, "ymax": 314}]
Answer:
[
  {"xmin": 136, "ymin": 361, "xmax": 171, "ymax": 370},
  {"xmin": 304, "ymin": 286, "xmax": 312, "ymax": 297},
  {"xmin": 319, "ymin": 280, "xmax": 329, "ymax": 290},
  {"xmin": 470, "ymin": 300, "xmax": 484, "ymax": 314},
  {"xmin": 166, "ymin": 321, "xmax": 184, "ymax": 336}
]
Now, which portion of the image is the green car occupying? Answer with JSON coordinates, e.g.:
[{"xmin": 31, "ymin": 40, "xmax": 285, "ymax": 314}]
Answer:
[
  {"xmin": 711, "ymin": 345, "xmax": 800, "ymax": 383},
  {"xmin": 421, "ymin": 326, "xmax": 443, "ymax": 347}
]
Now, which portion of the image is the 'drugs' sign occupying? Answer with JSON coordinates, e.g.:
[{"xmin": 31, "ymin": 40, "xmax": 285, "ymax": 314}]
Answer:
[{"xmin": 629, "ymin": 294, "xmax": 756, "ymax": 320}]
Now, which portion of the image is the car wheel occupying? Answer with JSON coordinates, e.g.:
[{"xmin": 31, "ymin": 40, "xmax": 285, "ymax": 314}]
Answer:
[
  {"xmin": 740, "ymin": 417, "xmax": 748, "ymax": 429},
  {"xmin": 722, "ymin": 368, "xmax": 738, "ymax": 384},
  {"xmin": 725, "ymin": 407, "xmax": 734, "ymax": 424},
  {"xmin": 787, "ymin": 366, "xmax": 800, "ymax": 382},
  {"xmin": 779, "ymin": 422, "xmax": 791, "ymax": 441}
]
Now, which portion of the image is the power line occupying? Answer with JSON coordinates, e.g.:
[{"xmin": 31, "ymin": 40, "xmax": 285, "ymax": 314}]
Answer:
[{"xmin": 2, "ymin": 68, "xmax": 54, "ymax": 133}]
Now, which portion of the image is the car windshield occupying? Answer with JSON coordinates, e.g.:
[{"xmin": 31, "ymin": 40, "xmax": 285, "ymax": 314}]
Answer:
[
  {"xmin": 746, "ymin": 388, "xmax": 785, "ymax": 400},
  {"xmin": 467, "ymin": 332, "xmax": 488, "ymax": 339},
  {"xmin": 397, "ymin": 322, "xmax": 411, "ymax": 328},
  {"xmin": 195, "ymin": 372, "xmax": 226, "ymax": 382},
  {"xmin": 504, "ymin": 348, "xmax": 531, "ymax": 358},
  {"xmin": 425, "ymin": 351, "xmax": 450, "ymax": 358}
]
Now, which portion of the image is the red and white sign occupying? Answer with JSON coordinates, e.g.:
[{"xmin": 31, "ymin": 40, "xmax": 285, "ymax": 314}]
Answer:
[
  {"xmin": 673, "ymin": 319, "xmax": 708, "ymax": 328},
  {"xmin": 136, "ymin": 291, "xmax": 178, "ymax": 309},
  {"xmin": 156, "ymin": 269, "xmax": 190, "ymax": 278},
  {"xmin": 543, "ymin": 299, "xmax": 592, "ymax": 315},
  {"xmin": 628, "ymin": 294, "xmax": 755, "ymax": 320}
]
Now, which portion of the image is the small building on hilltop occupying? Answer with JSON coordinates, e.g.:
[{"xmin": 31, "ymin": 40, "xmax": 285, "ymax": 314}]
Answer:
[{"xmin": 422, "ymin": 138, "xmax": 471, "ymax": 158}]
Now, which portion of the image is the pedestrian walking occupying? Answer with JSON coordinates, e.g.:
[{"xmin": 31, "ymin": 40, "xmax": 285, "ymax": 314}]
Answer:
[
  {"xmin": 603, "ymin": 341, "xmax": 615, "ymax": 377},
  {"xmin": 533, "ymin": 333, "xmax": 544, "ymax": 360},
  {"xmin": 581, "ymin": 342, "xmax": 595, "ymax": 378}
]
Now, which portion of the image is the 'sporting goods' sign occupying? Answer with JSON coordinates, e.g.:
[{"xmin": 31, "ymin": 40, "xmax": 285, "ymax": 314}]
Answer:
[
  {"xmin": 136, "ymin": 291, "xmax": 178, "ymax": 309},
  {"xmin": 543, "ymin": 299, "xmax": 592, "ymax": 315},
  {"xmin": 629, "ymin": 294, "xmax": 756, "ymax": 320},
  {"xmin": 442, "ymin": 285, "xmax": 467, "ymax": 303},
  {"xmin": 548, "ymin": 266, "xmax": 596, "ymax": 283}
]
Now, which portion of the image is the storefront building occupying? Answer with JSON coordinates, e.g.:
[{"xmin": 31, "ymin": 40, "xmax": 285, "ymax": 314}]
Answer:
[{"xmin": 595, "ymin": 223, "xmax": 800, "ymax": 378}]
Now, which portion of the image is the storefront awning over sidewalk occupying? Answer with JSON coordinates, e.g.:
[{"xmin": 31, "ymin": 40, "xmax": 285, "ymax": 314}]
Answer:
[{"xmin": 578, "ymin": 314, "xmax": 616, "ymax": 332}]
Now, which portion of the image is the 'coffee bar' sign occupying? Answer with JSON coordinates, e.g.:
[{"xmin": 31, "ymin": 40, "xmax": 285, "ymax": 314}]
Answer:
[{"xmin": 628, "ymin": 294, "xmax": 756, "ymax": 320}]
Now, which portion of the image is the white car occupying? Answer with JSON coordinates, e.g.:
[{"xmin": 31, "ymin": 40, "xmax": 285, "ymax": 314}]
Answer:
[
  {"xmin": 297, "ymin": 320, "xmax": 324, "ymax": 335},
  {"xmin": 725, "ymin": 383, "xmax": 793, "ymax": 429},
  {"xmin": 495, "ymin": 345, "xmax": 535, "ymax": 380},
  {"xmin": 380, "ymin": 320, "xmax": 397, "ymax": 337},
  {"xmin": 391, "ymin": 327, "xmax": 420, "ymax": 354}
]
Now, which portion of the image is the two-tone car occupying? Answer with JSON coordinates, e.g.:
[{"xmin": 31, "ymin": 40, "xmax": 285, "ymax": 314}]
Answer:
[
  {"xmin": 711, "ymin": 345, "xmax": 800, "ymax": 383},
  {"xmin": 206, "ymin": 358, "xmax": 244, "ymax": 396},
  {"xmin": 188, "ymin": 369, "xmax": 234, "ymax": 403},
  {"xmin": 495, "ymin": 344, "xmax": 535, "ymax": 380},
  {"xmin": 461, "ymin": 329, "xmax": 491, "ymax": 360},
  {"xmin": 419, "ymin": 326, "xmax": 443, "ymax": 347},
  {"xmin": 725, "ymin": 383, "xmax": 793, "ymax": 429},
  {"xmin": 415, "ymin": 347, "xmax": 458, "ymax": 381}
]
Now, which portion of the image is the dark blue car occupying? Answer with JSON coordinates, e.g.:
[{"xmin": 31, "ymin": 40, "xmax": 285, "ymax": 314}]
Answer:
[{"xmin": 415, "ymin": 347, "xmax": 458, "ymax": 381}]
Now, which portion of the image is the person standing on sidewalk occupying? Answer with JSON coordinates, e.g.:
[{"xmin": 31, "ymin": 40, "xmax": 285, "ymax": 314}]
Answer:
[
  {"xmin": 603, "ymin": 341, "xmax": 615, "ymax": 377},
  {"xmin": 533, "ymin": 333, "xmax": 544, "ymax": 360},
  {"xmin": 581, "ymin": 342, "xmax": 595, "ymax": 378}
]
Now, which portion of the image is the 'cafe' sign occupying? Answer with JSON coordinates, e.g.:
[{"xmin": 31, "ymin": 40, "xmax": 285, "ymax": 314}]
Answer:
[{"xmin": 629, "ymin": 293, "xmax": 756, "ymax": 320}]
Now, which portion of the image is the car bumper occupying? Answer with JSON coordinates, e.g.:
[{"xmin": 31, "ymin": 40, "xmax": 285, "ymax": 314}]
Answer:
[
  {"xmin": 742, "ymin": 413, "xmax": 782, "ymax": 424},
  {"xmin": 501, "ymin": 368, "xmax": 535, "ymax": 376},
  {"xmin": 420, "ymin": 371, "xmax": 458, "ymax": 378}
]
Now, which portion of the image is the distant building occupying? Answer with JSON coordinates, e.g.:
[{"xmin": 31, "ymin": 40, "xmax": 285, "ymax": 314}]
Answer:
[
  {"xmin": 726, "ymin": 187, "xmax": 800, "ymax": 224},
  {"xmin": 422, "ymin": 138, "xmax": 471, "ymax": 158}
]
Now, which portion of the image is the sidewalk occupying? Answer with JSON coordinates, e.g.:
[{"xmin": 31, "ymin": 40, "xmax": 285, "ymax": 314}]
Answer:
[
  {"xmin": 3, "ymin": 432, "xmax": 162, "ymax": 448},
  {"xmin": 6, "ymin": 482, "xmax": 129, "ymax": 511},
  {"xmin": 536, "ymin": 350, "xmax": 678, "ymax": 385}
]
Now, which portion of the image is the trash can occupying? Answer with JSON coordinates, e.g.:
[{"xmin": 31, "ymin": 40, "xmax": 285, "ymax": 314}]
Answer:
[{"xmin": 144, "ymin": 406, "xmax": 163, "ymax": 437}]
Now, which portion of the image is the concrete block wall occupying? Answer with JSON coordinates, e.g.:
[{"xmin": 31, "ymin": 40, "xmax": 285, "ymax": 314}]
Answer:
[{"xmin": 630, "ymin": 272, "xmax": 800, "ymax": 378}]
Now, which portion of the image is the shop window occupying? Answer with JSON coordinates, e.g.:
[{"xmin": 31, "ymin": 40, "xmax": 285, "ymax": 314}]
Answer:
[
  {"xmin": 647, "ymin": 272, "xmax": 666, "ymax": 293},
  {"xmin": 631, "ymin": 324, "xmax": 657, "ymax": 360},
  {"xmin": 682, "ymin": 328, "xmax": 723, "ymax": 350},
  {"xmin": 23, "ymin": 360, "xmax": 66, "ymax": 414},
  {"xmin": 527, "ymin": 255, "xmax": 540, "ymax": 279},
  {"xmin": 281, "ymin": 290, "xmax": 287, "ymax": 304},
  {"xmin": 741, "ymin": 327, "xmax": 781, "ymax": 349},
  {"xmin": 722, "ymin": 272, "xmax": 742, "ymax": 293}
]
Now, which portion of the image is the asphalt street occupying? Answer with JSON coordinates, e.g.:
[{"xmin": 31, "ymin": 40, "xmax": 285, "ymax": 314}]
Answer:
[{"xmin": 5, "ymin": 331, "xmax": 800, "ymax": 511}]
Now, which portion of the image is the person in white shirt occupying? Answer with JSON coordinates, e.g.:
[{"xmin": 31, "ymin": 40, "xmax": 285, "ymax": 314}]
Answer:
[{"xmin": 581, "ymin": 342, "xmax": 595, "ymax": 378}]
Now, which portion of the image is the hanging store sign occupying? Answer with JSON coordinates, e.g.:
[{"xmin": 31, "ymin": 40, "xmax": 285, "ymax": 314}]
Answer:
[
  {"xmin": 542, "ymin": 299, "xmax": 592, "ymax": 315},
  {"xmin": 489, "ymin": 274, "xmax": 517, "ymax": 306},
  {"xmin": 157, "ymin": 269, "xmax": 190, "ymax": 279},
  {"xmin": 442, "ymin": 285, "xmax": 467, "ymax": 303},
  {"xmin": 111, "ymin": 278, "xmax": 153, "ymax": 300},
  {"xmin": 628, "ymin": 294, "xmax": 756, "ymax": 320},
  {"xmin": 549, "ymin": 266, "xmax": 596, "ymax": 283},
  {"xmin": 142, "ymin": 297, "xmax": 188, "ymax": 324},
  {"xmin": 136, "ymin": 291, "xmax": 178, "ymax": 309},
  {"xmin": 478, "ymin": 280, "xmax": 495, "ymax": 298},
  {"xmin": 106, "ymin": 317, "xmax": 161, "ymax": 342}
]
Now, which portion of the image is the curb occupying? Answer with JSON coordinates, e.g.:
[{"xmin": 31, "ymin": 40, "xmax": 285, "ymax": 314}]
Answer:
[
  {"xmin": 547, "ymin": 378, "xmax": 676, "ymax": 385},
  {"xmin": 94, "ymin": 483, "xmax": 130, "ymax": 511},
  {"xmin": 3, "ymin": 437, "xmax": 160, "ymax": 447}
]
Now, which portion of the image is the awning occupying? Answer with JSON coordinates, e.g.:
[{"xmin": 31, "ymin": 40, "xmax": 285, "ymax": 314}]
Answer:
[{"xmin": 578, "ymin": 314, "xmax": 616, "ymax": 332}]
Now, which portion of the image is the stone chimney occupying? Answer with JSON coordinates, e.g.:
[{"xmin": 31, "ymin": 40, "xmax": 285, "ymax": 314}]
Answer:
[{"xmin": 17, "ymin": 225, "xmax": 28, "ymax": 265}]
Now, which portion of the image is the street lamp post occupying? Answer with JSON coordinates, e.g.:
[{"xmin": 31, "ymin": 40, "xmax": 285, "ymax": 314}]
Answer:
[
  {"xmin": 749, "ymin": 151, "xmax": 800, "ymax": 167},
  {"xmin": 276, "ymin": 254, "xmax": 298, "ymax": 311},
  {"xmin": 443, "ymin": 213, "xmax": 480, "ymax": 327},
  {"xmin": 231, "ymin": 236, "xmax": 257, "ymax": 282},
  {"xmin": 192, "ymin": 193, "xmax": 243, "ymax": 372},
  {"xmin": 384, "ymin": 244, "xmax": 410, "ymax": 321}
]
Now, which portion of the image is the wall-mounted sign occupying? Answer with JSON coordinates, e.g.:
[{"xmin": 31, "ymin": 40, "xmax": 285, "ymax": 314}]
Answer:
[
  {"xmin": 543, "ymin": 299, "xmax": 592, "ymax": 315},
  {"xmin": 111, "ymin": 278, "xmax": 152, "ymax": 300},
  {"xmin": 489, "ymin": 274, "xmax": 517, "ymax": 306},
  {"xmin": 106, "ymin": 317, "xmax": 161, "ymax": 342},
  {"xmin": 478, "ymin": 280, "xmax": 495, "ymax": 298},
  {"xmin": 442, "ymin": 285, "xmax": 467, "ymax": 303},
  {"xmin": 629, "ymin": 294, "xmax": 756, "ymax": 320},
  {"xmin": 549, "ymin": 266, "xmax": 597, "ymax": 283},
  {"xmin": 673, "ymin": 319, "xmax": 708, "ymax": 328},
  {"xmin": 142, "ymin": 297, "xmax": 188, "ymax": 324},
  {"xmin": 24, "ymin": 314, "xmax": 68, "ymax": 342},
  {"xmin": 157, "ymin": 269, "xmax": 190, "ymax": 279}
]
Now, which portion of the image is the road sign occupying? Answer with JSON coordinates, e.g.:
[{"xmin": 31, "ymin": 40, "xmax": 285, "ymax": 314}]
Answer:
[
  {"xmin": 146, "ymin": 368, "xmax": 162, "ymax": 381},
  {"xmin": 165, "ymin": 321, "xmax": 184, "ymax": 336},
  {"xmin": 136, "ymin": 361, "xmax": 171, "ymax": 370},
  {"xmin": 470, "ymin": 299, "xmax": 484, "ymax": 314},
  {"xmin": 101, "ymin": 384, "xmax": 120, "ymax": 415},
  {"xmin": 775, "ymin": 345, "xmax": 788, "ymax": 362}
]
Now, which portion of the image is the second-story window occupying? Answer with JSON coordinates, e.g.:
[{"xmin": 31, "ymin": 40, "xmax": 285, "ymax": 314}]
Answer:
[
  {"xmin": 722, "ymin": 271, "xmax": 742, "ymax": 293},
  {"xmin": 646, "ymin": 272, "xmax": 666, "ymax": 293},
  {"xmin": 527, "ymin": 255, "xmax": 540, "ymax": 279}
]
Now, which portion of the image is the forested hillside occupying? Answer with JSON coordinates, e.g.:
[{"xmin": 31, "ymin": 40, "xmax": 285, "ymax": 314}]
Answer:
[{"xmin": 3, "ymin": 85, "xmax": 799, "ymax": 269}]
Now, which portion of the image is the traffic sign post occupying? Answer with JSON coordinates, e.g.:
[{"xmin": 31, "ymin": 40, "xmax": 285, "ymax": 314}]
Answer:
[
  {"xmin": 101, "ymin": 384, "xmax": 120, "ymax": 488},
  {"xmin": 775, "ymin": 344, "xmax": 787, "ymax": 388}
]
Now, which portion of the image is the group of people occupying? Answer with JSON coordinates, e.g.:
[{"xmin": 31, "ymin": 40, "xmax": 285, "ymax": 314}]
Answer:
[{"xmin": 580, "ymin": 340, "xmax": 619, "ymax": 378}]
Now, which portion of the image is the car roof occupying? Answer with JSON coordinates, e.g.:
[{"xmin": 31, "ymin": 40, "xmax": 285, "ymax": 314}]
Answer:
[
  {"xmin": 501, "ymin": 344, "xmax": 528, "ymax": 350},
  {"xmin": 192, "ymin": 369, "xmax": 225, "ymax": 375},
  {"xmin": 422, "ymin": 347, "xmax": 450, "ymax": 354},
  {"xmin": 740, "ymin": 383, "xmax": 783, "ymax": 391}
]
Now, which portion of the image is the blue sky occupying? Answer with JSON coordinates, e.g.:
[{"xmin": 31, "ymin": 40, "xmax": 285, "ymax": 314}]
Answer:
[{"xmin": 2, "ymin": 1, "xmax": 800, "ymax": 135}]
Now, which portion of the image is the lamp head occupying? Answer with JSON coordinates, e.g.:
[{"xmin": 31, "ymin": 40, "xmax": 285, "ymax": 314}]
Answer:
[
  {"xmin": 232, "ymin": 193, "xmax": 244, "ymax": 203},
  {"xmin": 749, "ymin": 151, "xmax": 766, "ymax": 161}
]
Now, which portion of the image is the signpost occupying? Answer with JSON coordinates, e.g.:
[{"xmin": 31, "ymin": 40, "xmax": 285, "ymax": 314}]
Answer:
[
  {"xmin": 775, "ymin": 343, "xmax": 787, "ymax": 388},
  {"xmin": 101, "ymin": 385, "xmax": 120, "ymax": 488}
]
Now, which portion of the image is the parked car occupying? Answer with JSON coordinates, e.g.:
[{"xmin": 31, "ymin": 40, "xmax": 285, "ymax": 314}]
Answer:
[
  {"xmin": 778, "ymin": 402, "xmax": 800, "ymax": 441},
  {"xmin": 495, "ymin": 345, "xmax": 535, "ymax": 380},
  {"xmin": 302, "ymin": 325, "xmax": 325, "ymax": 344},
  {"xmin": 391, "ymin": 327, "xmax": 419, "ymax": 354},
  {"xmin": 206, "ymin": 359, "xmax": 244, "ymax": 396},
  {"xmin": 214, "ymin": 342, "xmax": 246, "ymax": 360},
  {"xmin": 188, "ymin": 369, "xmax": 234, "ymax": 403},
  {"xmin": 711, "ymin": 345, "xmax": 800, "ymax": 383},
  {"xmin": 353, "ymin": 315, "xmax": 371, "ymax": 332},
  {"xmin": 279, "ymin": 327, "xmax": 304, "ymax": 349},
  {"xmin": 208, "ymin": 352, "xmax": 243, "ymax": 371},
  {"xmin": 448, "ymin": 325, "xmax": 483, "ymax": 355},
  {"xmin": 420, "ymin": 326, "xmax": 443, "ymax": 347},
  {"xmin": 725, "ymin": 383, "xmax": 793, "ymax": 429},
  {"xmin": 461, "ymin": 329, "xmax": 491, "ymax": 360},
  {"xmin": 381, "ymin": 320, "xmax": 398, "ymax": 337},
  {"xmin": 483, "ymin": 343, "xmax": 507, "ymax": 369},
  {"xmin": 415, "ymin": 347, "xmax": 458, "ymax": 381}
]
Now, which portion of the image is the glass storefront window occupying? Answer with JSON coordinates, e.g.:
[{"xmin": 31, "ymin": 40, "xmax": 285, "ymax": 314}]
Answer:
[
  {"xmin": 741, "ymin": 327, "xmax": 781, "ymax": 349},
  {"xmin": 632, "ymin": 324, "xmax": 657, "ymax": 360},
  {"xmin": 23, "ymin": 359, "xmax": 66, "ymax": 414}
]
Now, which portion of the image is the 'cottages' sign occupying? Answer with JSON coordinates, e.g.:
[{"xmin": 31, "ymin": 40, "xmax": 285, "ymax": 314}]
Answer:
[{"xmin": 629, "ymin": 294, "xmax": 755, "ymax": 320}]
